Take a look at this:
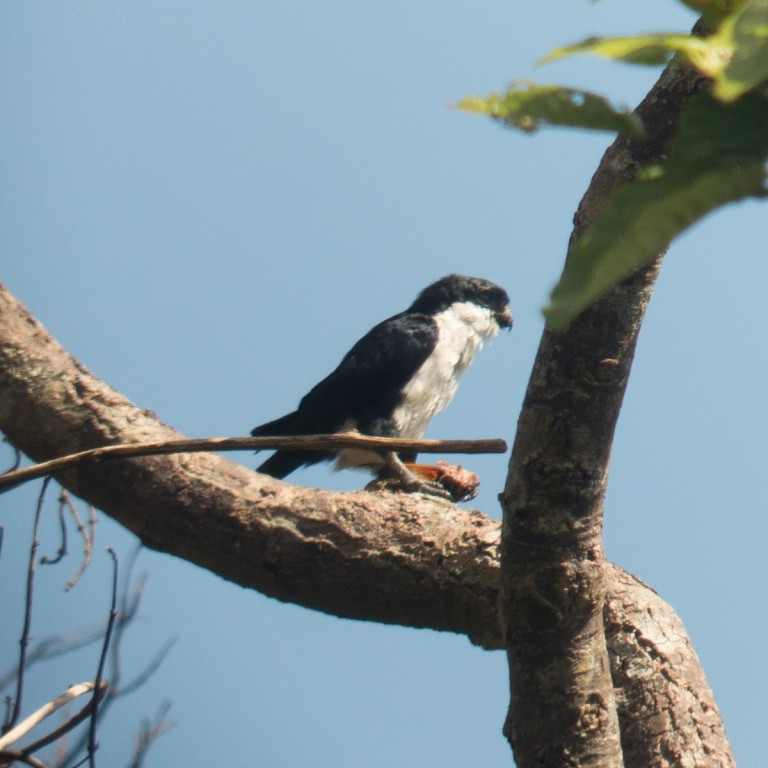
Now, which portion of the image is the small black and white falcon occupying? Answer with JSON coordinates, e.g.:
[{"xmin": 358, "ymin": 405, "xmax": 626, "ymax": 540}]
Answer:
[{"xmin": 252, "ymin": 273, "xmax": 512, "ymax": 495}]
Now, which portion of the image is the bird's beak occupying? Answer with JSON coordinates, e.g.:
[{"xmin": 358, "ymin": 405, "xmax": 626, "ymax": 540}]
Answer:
[{"xmin": 496, "ymin": 307, "xmax": 514, "ymax": 330}]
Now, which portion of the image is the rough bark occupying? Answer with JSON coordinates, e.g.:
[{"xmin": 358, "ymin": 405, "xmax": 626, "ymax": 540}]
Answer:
[
  {"xmin": 0, "ymin": 279, "xmax": 734, "ymax": 766},
  {"xmin": 604, "ymin": 564, "xmax": 734, "ymax": 768},
  {"xmin": 498, "ymin": 44, "xmax": 729, "ymax": 768}
]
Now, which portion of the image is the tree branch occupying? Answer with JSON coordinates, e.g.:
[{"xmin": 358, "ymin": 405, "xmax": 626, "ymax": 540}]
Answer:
[
  {"xmin": 0, "ymin": 436, "xmax": 507, "ymax": 492},
  {"xmin": 0, "ymin": 255, "xmax": 732, "ymax": 767},
  {"xmin": 499, "ymin": 39, "xmax": 733, "ymax": 768}
]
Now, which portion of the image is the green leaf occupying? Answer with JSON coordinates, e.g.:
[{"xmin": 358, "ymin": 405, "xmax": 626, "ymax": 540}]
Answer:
[
  {"xmin": 544, "ymin": 93, "xmax": 768, "ymax": 330},
  {"xmin": 713, "ymin": 0, "xmax": 768, "ymax": 101},
  {"xmin": 456, "ymin": 83, "xmax": 643, "ymax": 135},
  {"xmin": 542, "ymin": 34, "xmax": 719, "ymax": 70},
  {"xmin": 541, "ymin": 2, "xmax": 768, "ymax": 100}
]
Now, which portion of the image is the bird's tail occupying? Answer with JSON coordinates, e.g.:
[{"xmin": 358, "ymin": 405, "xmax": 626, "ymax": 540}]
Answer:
[
  {"xmin": 251, "ymin": 411, "xmax": 327, "ymax": 479},
  {"xmin": 251, "ymin": 411, "xmax": 300, "ymax": 437},
  {"xmin": 255, "ymin": 450, "xmax": 317, "ymax": 479}
]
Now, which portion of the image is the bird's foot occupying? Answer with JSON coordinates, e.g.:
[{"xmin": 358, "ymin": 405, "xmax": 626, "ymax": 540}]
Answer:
[
  {"xmin": 366, "ymin": 453, "xmax": 479, "ymax": 503},
  {"xmin": 365, "ymin": 474, "xmax": 454, "ymax": 501},
  {"xmin": 420, "ymin": 461, "xmax": 480, "ymax": 503}
]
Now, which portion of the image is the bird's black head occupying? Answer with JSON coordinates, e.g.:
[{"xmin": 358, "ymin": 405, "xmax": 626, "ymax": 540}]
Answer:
[{"xmin": 409, "ymin": 274, "xmax": 513, "ymax": 329}]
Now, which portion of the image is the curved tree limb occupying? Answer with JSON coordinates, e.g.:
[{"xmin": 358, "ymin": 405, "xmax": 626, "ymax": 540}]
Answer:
[
  {"xmin": 604, "ymin": 564, "xmax": 731, "ymax": 768},
  {"xmin": 0, "ymin": 270, "xmax": 733, "ymax": 765},
  {"xmin": 499, "ymin": 40, "xmax": 734, "ymax": 768}
]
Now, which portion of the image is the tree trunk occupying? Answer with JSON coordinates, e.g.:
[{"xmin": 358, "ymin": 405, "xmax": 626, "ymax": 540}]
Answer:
[{"xmin": 499, "ymin": 34, "xmax": 732, "ymax": 768}]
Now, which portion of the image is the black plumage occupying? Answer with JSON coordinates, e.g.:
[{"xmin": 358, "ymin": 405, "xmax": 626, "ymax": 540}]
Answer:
[{"xmin": 252, "ymin": 274, "xmax": 512, "ymax": 480}]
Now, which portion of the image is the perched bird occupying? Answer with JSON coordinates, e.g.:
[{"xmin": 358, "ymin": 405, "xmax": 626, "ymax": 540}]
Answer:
[{"xmin": 252, "ymin": 273, "xmax": 512, "ymax": 495}]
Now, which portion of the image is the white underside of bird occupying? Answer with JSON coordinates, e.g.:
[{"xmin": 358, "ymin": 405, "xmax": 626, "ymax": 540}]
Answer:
[{"xmin": 335, "ymin": 300, "xmax": 500, "ymax": 471}]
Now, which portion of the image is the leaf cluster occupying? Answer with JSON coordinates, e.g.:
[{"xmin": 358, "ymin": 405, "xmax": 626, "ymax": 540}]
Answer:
[{"xmin": 459, "ymin": 0, "xmax": 768, "ymax": 328}]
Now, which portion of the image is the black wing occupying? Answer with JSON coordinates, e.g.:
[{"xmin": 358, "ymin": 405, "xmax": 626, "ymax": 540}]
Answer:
[
  {"xmin": 294, "ymin": 311, "xmax": 437, "ymax": 434},
  {"xmin": 253, "ymin": 311, "xmax": 437, "ymax": 477}
]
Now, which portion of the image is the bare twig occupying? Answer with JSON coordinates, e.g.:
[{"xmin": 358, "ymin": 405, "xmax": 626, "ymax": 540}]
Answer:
[
  {"xmin": 17, "ymin": 686, "xmax": 104, "ymax": 759},
  {"xmin": 107, "ymin": 549, "xmax": 140, "ymax": 700},
  {"xmin": 0, "ymin": 628, "xmax": 99, "ymax": 694},
  {"xmin": 59, "ymin": 555, "xmax": 174, "ymax": 768},
  {"xmin": 126, "ymin": 701, "xmax": 174, "ymax": 768},
  {"xmin": 0, "ymin": 682, "xmax": 100, "ymax": 752},
  {"xmin": 0, "ymin": 435, "xmax": 508, "ymax": 491},
  {"xmin": 40, "ymin": 495, "xmax": 68, "ymax": 566},
  {"xmin": 4, "ymin": 478, "xmax": 52, "ymax": 734},
  {"xmin": 0, "ymin": 546, "xmax": 170, "ymax": 768},
  {"xmin": 107, "ymin": 550, "xmax": 176, "ymax": 695},
  {"xmin": 115, "ymin": 640, "xmax": 176, "ymax": 699},
  {"xmin": 87, "ymin": 548, "xmax": 119, "ymax": 768},
  {"xmin": 61, "ymin": 493, "xmax": 96, "ymax": 591},
  {"xmin": 0, "ymin": 605, "xmax": 140, "ymax": 695}
]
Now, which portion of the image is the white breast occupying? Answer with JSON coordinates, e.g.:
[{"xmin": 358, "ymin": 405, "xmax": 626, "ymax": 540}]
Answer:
[{"xmin": 391, "ymin": 301, "xmax": 499, "ymax": 438}]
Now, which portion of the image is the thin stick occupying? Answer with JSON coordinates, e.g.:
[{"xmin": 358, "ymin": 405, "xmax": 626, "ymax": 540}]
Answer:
[
  {"xmin": 88, "ymin": 547, "xmax": 119, "ymax": 768},
  {"xmin": 40, "ymin": 493, "xmax": 68, "ymax": 566},
  {"xmin": 62, "ymin": 493, "xmax": 96, "ymax": 591},
  {"xmin": 21, "ymin": 684, "xmax": 104, "ymax": 756},
  {"xmin": 4, "ymin": 477, "xmax": 51, "ymax": 733},
  {"xmin": 0, "ymin": 681, "xmax": 99, "ymax": 751},
  {"xmin": 0, "ymin": 435, "xmax": 508, "ymax": 491}
]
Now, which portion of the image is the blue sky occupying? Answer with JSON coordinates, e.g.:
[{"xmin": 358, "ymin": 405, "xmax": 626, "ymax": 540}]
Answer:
[{"xmin": 2, "ymin": 2, "xmax": 766, "ymax": 766}]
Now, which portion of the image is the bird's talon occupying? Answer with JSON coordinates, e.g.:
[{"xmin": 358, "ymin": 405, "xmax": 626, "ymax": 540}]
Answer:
[{"xmin": 365, "ymin": 476, "xmax": 453, "ymax": 500}]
